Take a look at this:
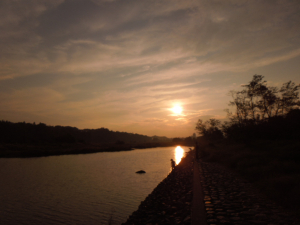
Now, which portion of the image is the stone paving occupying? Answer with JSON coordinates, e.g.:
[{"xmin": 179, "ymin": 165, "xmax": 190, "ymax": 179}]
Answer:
[{"xmin": 198, "ymin": 160, "xmax": 300, "ymax": 225}]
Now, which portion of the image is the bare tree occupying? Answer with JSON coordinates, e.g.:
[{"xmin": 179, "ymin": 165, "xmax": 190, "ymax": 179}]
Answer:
[
  {"xmin": 279, "ymin": 81, "xmax": 300, "ymax": 114},
  {"xmin": 228, "ymin": 75, "xmax": 299, "ymax": 123}
]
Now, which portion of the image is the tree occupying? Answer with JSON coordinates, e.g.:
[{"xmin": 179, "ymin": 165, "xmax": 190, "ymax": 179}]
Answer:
[
  {"xmin": 227, "ymin": 75, "xmax": 299, "ymax": 123},
  {"xmin": 223, "ymin": 75, "xmax": 300, "ymax": 141},
  {"xmin": 241, "ymin": 74, "xmax": 268, "ymax": 119},
  {"xmin": 195, "ymin": 119, "xmax": 223, "ymax": 140},
  {"xmin": 279, "ymin": 81, "xmax": 300, "ymax": 114}
]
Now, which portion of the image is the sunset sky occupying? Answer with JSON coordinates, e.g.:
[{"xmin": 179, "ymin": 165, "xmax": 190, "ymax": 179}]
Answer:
[{"xmin": 0, "ymin": 0, "xmax": 299, "ymax": 137}]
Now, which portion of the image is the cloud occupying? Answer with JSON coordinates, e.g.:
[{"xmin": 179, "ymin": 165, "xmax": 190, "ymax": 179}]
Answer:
[
  {"xmin": 0, "ymin": 0, "xmax": 300, "ymax": 136},
  {"xmin": 2, "ymin": 0, "xmax": 300, "ymax": 80},
  {"xmin": 144, "ymin": 118, "xmax": 166, "ymax": 123}
]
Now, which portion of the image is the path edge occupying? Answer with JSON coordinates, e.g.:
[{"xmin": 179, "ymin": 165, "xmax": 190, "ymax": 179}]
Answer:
[{"xmin": 191, "ymin": 158, "xmax": 207, "ymax": 225}]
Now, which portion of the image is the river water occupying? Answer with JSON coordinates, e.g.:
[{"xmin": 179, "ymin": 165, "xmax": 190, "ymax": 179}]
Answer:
[{"xmin": 0, "ymin": 146, "xmax": 190, "ymax": 225}]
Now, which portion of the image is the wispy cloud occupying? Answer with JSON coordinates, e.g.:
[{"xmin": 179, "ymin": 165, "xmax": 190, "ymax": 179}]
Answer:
[{"xmin": 0, "ymin": 0, "xmax": 299, "ymax": 136}]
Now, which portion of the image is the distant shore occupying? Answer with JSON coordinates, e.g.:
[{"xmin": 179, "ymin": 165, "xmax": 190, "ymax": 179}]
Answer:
[{"xmin": 0, "ymin": 142, "xmax": 184, "ymax": 158}]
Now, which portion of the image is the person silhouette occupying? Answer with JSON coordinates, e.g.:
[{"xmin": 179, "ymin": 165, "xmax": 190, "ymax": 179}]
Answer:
[{"xmin": 170, "ymin": 159, "xmax": 176, "ymax": 170}]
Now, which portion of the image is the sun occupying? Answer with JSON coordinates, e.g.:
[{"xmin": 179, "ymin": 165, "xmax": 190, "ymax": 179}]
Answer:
[{"xmin": 171, "ymin": 105, "xmax": 183, "ymax": 114}]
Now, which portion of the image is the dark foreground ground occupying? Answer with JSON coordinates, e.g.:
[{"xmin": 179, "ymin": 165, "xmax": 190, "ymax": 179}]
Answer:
[
  {"xmin": 198, "ymin": 160, "xmax": 300, "ymax": 224},
  {"xmin": 122, "ymin": 149, "xmax": 299, "ymax": 225},
  {"xmin": 199, "ymin": 139, "xmax": 300, "ymax": 217}
]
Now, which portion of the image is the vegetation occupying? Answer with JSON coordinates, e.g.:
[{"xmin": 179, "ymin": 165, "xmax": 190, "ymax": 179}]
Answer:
[
  {"xmin": 171, "ymin": 136, "xmax": 195, "ymax": 146},
  {"xmin": 0, "ymin": 121, "xmax": 194, "ymax": 157},
  {"xmin": 0, "ymin": 121, "xmax": 155, "ymax": 144},
  {"xmin": 196, "ymin": 75, "xmax": 300, "ymax": 215},
  {"xmin": 196, "ymin": 75, "xmax": 300, "ymax": 142},
  {"xmin": 0, "ymin": 122, "xmax": 179, "ymax": 157},
  {"xmin": 195, "ymin": 118, "xmax": 223, "ymax": 141}
]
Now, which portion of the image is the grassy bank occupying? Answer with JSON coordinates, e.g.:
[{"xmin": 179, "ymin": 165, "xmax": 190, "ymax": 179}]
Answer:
[{"xmin": 198, "ymin": 139, "xmax": 300, "ymax": 215}]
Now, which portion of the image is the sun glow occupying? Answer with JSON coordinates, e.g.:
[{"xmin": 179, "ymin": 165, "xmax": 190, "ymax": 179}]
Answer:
[
  {"xmin": 171, "ymin": 105, "xmax": 182, "ymax": 114},
  {"xmin": 175, "ymin": 146, "xmax": 184, "ymax": 164}
]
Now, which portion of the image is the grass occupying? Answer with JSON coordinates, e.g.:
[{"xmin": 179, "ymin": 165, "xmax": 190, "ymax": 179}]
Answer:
[{"xmin": 198, "ymin": 139, "xmax": 300, "ymax": 215}]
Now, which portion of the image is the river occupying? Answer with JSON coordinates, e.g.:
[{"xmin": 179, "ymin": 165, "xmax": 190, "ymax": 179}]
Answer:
[{"xmin": 0, "ymin": 146, "xmax": 190, "ymax": 225}]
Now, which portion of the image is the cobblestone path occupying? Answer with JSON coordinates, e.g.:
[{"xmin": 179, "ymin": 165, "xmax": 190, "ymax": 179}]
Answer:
[{"xmin": 198, "ymin": 160, "xmax": 299, "ymax": 225}]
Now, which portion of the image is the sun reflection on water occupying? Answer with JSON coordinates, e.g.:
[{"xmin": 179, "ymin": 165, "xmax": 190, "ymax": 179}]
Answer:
[{"xmin": 175, "ymin": 146, "xmax": 184, "ymax": 164}]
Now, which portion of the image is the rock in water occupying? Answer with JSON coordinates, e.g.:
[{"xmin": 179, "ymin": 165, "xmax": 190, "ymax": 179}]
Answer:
[{"xmin": 136, "ymin": 170, "xmax": 146, "ymax": 174}]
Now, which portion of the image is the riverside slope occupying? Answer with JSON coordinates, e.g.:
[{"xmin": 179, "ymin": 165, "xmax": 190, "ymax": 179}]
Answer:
[
  {"xmin": 122, "ymin": 151, "xmax": 194, "ymax": 225},
  {"xmin": 122, "ymin": 149, "xmax": 299, "ymax": 225}
]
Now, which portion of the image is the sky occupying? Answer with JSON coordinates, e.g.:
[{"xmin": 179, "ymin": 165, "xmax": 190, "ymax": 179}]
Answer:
[{"xmin": 0, "ymin": 0, "xmax": 300, "ymax": 137}]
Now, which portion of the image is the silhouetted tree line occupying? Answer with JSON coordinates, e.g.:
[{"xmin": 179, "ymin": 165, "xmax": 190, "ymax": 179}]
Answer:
[
  {"xmin": 172, "ymin": 136, "xmax": 194, "ymax": 145},
  {"xmin": 196, "ymin": 75, "xmax": 300, "ymax": 142},
  {"xmin": 0, "ymin": 121, "xmax": 168, "ymax": 144}
]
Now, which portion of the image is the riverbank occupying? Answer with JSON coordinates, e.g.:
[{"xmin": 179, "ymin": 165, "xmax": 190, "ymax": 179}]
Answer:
[
  {"xmin": 122, "ymin": 144, "xmax": 300, "ymax": 225},
  {"xmin": 0, "ymin": 142, "xmax": 179, "ymax": 158},
  {"xmin": 122, "ymin": 150, "xmax": 194, "ymax": 225}
]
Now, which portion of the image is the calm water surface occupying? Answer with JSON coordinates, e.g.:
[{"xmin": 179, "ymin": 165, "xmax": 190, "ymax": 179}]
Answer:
[{"xmin": 0, "ymin": 146, "xmax": 190, "ymax": 225}]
